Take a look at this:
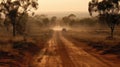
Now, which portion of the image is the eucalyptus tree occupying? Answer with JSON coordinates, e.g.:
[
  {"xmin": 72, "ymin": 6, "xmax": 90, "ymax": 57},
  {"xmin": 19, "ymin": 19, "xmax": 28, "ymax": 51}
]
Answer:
[
  {"xmin": 62, "ymin": 16, "xmax": 69, "ymax": 26},
  {"xmin": 51, "ymin": 16, "xmax": 57, "ymax": 26},
  {"xmin": 42, "ymin": 17, "xmax": 49, "ymax": 26},
  {"xmin": 89, "ymin": 0, "xmax": 120, "ymax": 39},
  {"xmin": 62, "ymin": 14, "xmax": 76, "ymax": 26},
  {"xmin": 0, "ymin": 0, "xmax": 38, "ymax": 36},
  {"xmin": 68, "ymin": 14, "xmax": 76, "ymax": 26}
]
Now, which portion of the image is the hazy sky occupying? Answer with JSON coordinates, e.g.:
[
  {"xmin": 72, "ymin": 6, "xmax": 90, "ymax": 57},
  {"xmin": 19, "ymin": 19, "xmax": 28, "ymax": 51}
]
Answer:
[{"xmin": 36, "ymin": 0, "xmax": 90, "ymax": 13}]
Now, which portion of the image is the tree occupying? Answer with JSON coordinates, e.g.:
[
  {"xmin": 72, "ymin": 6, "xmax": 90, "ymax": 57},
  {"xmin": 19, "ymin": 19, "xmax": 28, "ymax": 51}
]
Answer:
[
  {"xmin": 88, "ymin": 0, "xmax": 120, "ymax": 39},
  {"xmin": 62, "ymin": 14, "xmax": 76, "ymax": 26},
  {"xmin": 16, "ymin": 13, "xmax": 28, "ymax": 35},
  {"xmin": 62, "ymin": 16, "xmax": 69, "ymax": 26},
  {"xmin": 68, "ymin": 14, "xmax": 76, "ymax": 26},
  {"xmin": 42, "ymin": 17, "xmax": 49, "ymax": 26},
  {"xmin": 0, "ymin": 0, "xmax": 38, "ymax": 36},
  {"xmin": 78, "ymin": 18, "xmax": 97, "ymax": 27},
  {"xmin": 51, "ymin": 16, "xmax": 57, "ymax": 26}
]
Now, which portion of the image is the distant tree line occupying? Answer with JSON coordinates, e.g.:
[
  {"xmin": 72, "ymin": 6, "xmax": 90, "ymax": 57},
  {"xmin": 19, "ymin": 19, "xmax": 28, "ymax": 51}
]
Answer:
[
  {"xmin": 34, "ymin": 15, "xmax": 57, "ymax": 27},
  {"xmin": 62, "ymin": 14, "xmax": 98, "ymax": 27}
]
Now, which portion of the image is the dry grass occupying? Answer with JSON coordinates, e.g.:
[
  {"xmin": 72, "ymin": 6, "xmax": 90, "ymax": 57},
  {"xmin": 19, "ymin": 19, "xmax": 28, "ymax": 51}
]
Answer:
[
  {"xmin": 0, "ymin": 29, "xmax": 53, "ymax": 67},
  {"xmin": 63, "ymin": 30, "xmax": 120, "ymax": 66}
]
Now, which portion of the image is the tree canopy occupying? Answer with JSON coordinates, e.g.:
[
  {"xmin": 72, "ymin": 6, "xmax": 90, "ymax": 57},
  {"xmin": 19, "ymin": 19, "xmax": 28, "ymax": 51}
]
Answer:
[
  {"xmin": 0, "ymin": 0, "xmax": 38, "ymax": 36},
  {"xmin": 88, "ymin": 0, "xmax": 120, "ymax": 39}
]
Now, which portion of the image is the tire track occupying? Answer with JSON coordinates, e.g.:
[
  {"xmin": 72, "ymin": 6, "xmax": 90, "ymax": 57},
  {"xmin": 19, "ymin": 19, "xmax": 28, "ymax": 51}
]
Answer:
[
  {"xmin": 56, "ymin": 33, "xmax": 75, "ymax": 67},
  {"xmin": 35, "ymin": 31, "xmax": 111, "ymax": 67},
  {"xmin": 59, "ymin": 32, "xmax": 110, "ymax": 67}
]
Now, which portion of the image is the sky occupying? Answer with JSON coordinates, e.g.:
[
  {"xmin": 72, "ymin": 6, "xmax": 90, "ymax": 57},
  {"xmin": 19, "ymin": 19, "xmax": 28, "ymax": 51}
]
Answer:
[{"xmin": 36, "ymin": 0, "xmax": 90, "ymax": 14}]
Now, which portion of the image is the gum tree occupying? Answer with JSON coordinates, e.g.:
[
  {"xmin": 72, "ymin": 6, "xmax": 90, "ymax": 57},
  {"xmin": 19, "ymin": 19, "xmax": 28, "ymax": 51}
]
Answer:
[
  {"xmin": 62, "ymin": 14, "xmax": 76, "ymax": 26},
  {"xmin": 89, "ymin": 0, "xmax": 120, "ymax": 39},
  {"xmin": 0, "ymin": 0, "xmax": 38, "ymax": 36},
  {"xmin": 51, "ymin": 16, "xmax": 57, "ymax": 26}
]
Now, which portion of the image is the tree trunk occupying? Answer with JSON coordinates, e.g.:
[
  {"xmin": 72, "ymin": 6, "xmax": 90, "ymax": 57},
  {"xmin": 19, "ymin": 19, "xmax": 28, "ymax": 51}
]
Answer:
[
  {"xmin": 13, "ymin": 20, "xmax": 16, "ymax": 36},
  {"xmin": 110, "ymin": 27, "xmax": 114, "ymax": 39}
]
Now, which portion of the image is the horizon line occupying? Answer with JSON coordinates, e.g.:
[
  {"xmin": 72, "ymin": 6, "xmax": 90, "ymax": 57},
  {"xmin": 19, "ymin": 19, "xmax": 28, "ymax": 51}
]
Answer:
[{"xmin": 35, "ymin": 11, "xmax": 88, "ymax": 14}]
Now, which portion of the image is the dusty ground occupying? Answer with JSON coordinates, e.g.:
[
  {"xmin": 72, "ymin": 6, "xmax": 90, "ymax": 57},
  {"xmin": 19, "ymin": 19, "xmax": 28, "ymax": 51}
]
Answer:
[
  {"xmin": 62, "ymin": 30, "xmax": 120, "ymax": 67},
  {"xmin": 33, "ymin": 31, "xmax": 112, "ymax": 67},
  {"xmin": 0, "ymin": 29, "xmax": 120, "ymax": 67},
  {"xmin": 0, "ymin": 30, "xmax": 53, "ymax": 67}
]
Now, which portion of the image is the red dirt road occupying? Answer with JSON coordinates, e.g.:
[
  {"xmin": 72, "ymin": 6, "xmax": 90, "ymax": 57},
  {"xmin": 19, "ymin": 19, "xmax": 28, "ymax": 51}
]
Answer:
[{"xmin": 34, "ymin": 31, "xmax": 111, "ymax": 67}]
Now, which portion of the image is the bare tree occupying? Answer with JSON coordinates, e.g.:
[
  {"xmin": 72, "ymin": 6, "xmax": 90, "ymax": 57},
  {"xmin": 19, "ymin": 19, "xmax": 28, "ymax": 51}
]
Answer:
[{"xmin": 89, "ymin": 0, "xmax": 120, "ymax": 39}]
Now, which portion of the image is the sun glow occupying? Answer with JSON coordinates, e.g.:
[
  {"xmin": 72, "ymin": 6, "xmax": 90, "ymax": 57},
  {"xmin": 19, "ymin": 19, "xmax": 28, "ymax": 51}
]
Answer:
[{"xmin": 52, "ymin": 26, "xmax": 63, "ymax": 31}]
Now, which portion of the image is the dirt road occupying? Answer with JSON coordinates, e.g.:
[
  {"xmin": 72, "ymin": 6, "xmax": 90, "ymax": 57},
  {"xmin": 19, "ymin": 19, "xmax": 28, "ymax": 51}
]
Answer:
[{"xmin": 34, "ymin": 31, "xmax": 111, "ymax": 67}]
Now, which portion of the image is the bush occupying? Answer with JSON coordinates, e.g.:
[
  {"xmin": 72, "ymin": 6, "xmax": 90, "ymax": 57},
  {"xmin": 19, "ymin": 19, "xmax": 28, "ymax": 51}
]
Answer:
[{"xmin": 13, "ymin": 41, "xmax": 40, "ymax": 55}]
